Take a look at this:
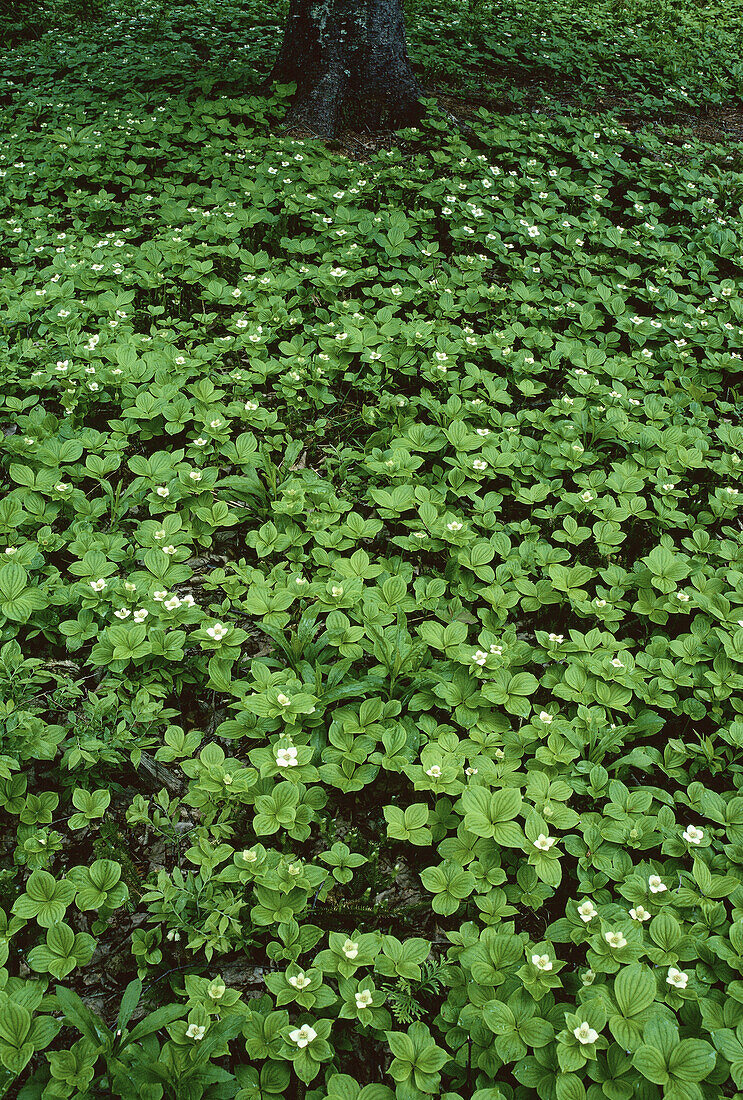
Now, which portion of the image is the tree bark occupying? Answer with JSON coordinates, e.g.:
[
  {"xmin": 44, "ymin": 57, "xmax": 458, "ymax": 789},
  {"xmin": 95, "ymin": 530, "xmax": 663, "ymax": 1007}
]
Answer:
[{"xmin": 266, "ymin": 0, "xmax": 423, "ymax": 137}]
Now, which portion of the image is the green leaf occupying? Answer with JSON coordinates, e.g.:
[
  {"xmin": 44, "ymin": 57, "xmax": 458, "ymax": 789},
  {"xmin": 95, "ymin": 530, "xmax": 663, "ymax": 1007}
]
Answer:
[
  {"xmin": 614, "ymin": 964, "xmax": 656, "ymax": 1017},
  {"xmin": 667, "ymin": 1040, "xmax": 716, "ymax": 1083},
  {"xmin": 633, "ymin": 1045, "xmax": 669, "ymax": 1085}
]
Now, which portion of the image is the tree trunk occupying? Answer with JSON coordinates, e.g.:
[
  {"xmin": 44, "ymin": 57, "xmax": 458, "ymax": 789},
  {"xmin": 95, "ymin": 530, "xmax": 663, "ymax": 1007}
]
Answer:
[{"xmin": 266, "ymin": 0, "xmax": 423, "ymax": 137}]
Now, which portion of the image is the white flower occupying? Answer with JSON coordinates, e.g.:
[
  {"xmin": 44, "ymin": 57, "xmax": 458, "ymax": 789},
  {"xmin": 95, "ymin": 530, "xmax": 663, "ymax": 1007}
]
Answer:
[
  {"xmin": 153, "ymin": 590, "xmax": 168, "ymax": 602},
  {"xmin": 276, "ymin": 747, "xmax": 299, "ymax": 768},
  {"xmin": 163, "ymin": 596, "xmax": 181, "ymax": 611},
  {"xmin": 682, "ymin": 825, "xmax": 704, "ymax": 844},
  {"xmin": 629, "ymin": 906, "xmax": 650, "ymax": 922},
  {"xmin": 189, "ymin": 470, "xmax": 202, "ymax": 482},
  {"xmin": 288, "ymin": 972, "xmax": 311, "ymax": 990},
  {"xmin": 355, "ymin": 989, "xmax": 374, "ymax": 1009},
  {"xmin": 531, "ymin": 953, "xmax": 553, "ymax": 971},
  {"xmin": 610, "ymin": 657, "xmax": 624, "ymax": 668},
  {"xmin": 577, "ymin": 899, "xmax": 597, "ymax": 923},
  {"xmin": 548, "ymin": 633, "xmax": 564, "ymax": 643},
  {"xmin": 162, "ymin": 545, "xmax": 177, "ymax": 556},
  {"xmin": 604, "ymin": 930, "xmax": 627, "ymax": 949},
  {"xmin": 472, "ymin": 650, "xmax": 488, "ymax": 666},
  {"xmin": 581, "ymin": 969, "xmax": 596, "ymax": 987},
  {"xmin": 580, "ymin": 490, "xmax": 594, "ymax": 502},
  {"xmin": 648, "ymin": 875, "xmax": 667, "ymax": 894},
  {"xmin": 206, "ymin": 623, "xmax": 228, "ymax": 641},
  {"xmin": 186, "ymin": 1024, "xmax": 206, "ymax": 1041},
  {"xmin": 244, "ymin": 401, "xmax": 259, "ymax": 411},
  {"xmin": 425, "ymin": 765, "xmax": 442, "ymax": 779},
  {"xmin": 666, "ymin": 967, "xmax": 688, "ymax": 989},
  {"xmin": 289, "ymin": 1024, "xmax": 317, "ymax": 1048},
  {"xmin": 55, "ymin": 482, "xmax": 70, "ymax": 493},
  {"xmin": 342, "ymin": 938, "xmax": 359, "ymax": 959},
  {"xmin": 114, "ymin": 608, "xmax": 131, "ymax": 620},
  {"xmin": 574, "ymin": 1022, "xmax": 599, "ymax": 1045},
  {"xmin": 533, "ymin": 834, "xmax": 555, "ymax": 851},
  {"xmin": 241, "ymin": 848, "xmax": 258, "ymax": 863},
  {"xmin": 208, "ymin": 980, "xmax": 226, "ymax": 1000},
  {"xmin": 676, "ymin": 591, "xmax": 690, "ymax": 602},
  {"xmin": 156, "ymin": 486, "xmax": 169, "ymax": 497},
  {"xmin": 276, "ymin": 693, "xmax": 291, "ymax": 707},
  {"xmin": 472, "ymin": 459, "xmax": 488, "ymax": 472},
  {"xmin": 447, "ymin": 521, "xmax": 463, "ymax": 531},
  {"xmin": 490, "ymin": 643, "xmax": 503, "ymax": 655},
  {"xmin": 538, "ymin": 711, "xmax": 553, "ymax": 724},
  {"xmin": 331, "ymin": 585, "xmax": 344, "ymax": 597},
  {"xmin": 89, "ymin": 579, "xmax": 107, "ymax": 592}
]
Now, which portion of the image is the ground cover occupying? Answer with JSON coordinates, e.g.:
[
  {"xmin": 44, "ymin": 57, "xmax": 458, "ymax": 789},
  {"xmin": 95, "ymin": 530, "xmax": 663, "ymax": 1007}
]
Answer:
[{"xmin": 2, "ymin": 1, "xmax": 743, "ymax": 1097}]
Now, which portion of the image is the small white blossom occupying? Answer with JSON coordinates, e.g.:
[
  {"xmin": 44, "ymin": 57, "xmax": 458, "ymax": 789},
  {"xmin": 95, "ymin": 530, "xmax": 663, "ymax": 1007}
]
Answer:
[
  {"xmin": 342, "ymin": 938, "xmax": 359, "ymax": 960},
  {"xmin": 288, "ymin": 972, "xmax": 311, "ymax": 990},
  {"xmin": 648, "ymin": 875, "xmax": 667, "ymax": 893},
  {"xmin": 355, "ymin": 989, "xmax": 374, "ymax": 1009},
  {"xmin": 604, "ymin": 930, "xmax": 627, "ymax": 949},
  {"xmin": 666, "ymin": 967, "xmax": 688, "ymax": 989},
  {"xmin": 186, "ymin": 1024, "xmax": 206, "ymax": 1041},
  {"xmin": 531, "ymin": 953, "xmax": 553, "ymax": 971},
  {"xmin": 574, "ymin": 1022, "xmax": 599, "ymax": 1045},
  {"xmin": 533, "ymin": 834, "xmax": 555, "ymax": 851},
  {"xmin": 629, "ymin": 906, "xmax": 651, "ymax": 922},
  {"xmin": 276, "ymin": 746, "xmax": 299, "ymax": 768},
  {"xmin": 577, "ymin": 899, "xmax": 597, "ymax": 923},
  {"xmin": 682, "ymin": 825, "xmax": 704, "ymax": 844},
  {"xmin": 289, "ymin": 1024, "xmax": 317, "ymax": 1048}
]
